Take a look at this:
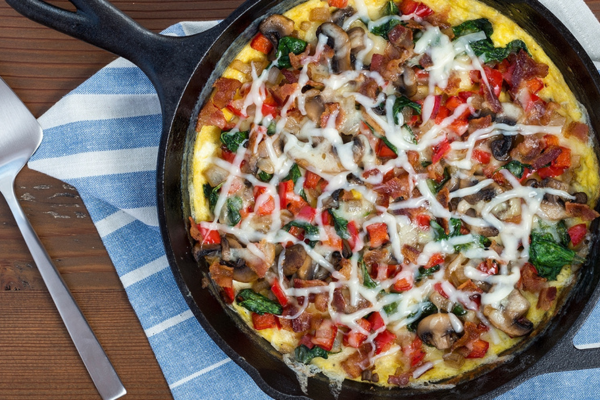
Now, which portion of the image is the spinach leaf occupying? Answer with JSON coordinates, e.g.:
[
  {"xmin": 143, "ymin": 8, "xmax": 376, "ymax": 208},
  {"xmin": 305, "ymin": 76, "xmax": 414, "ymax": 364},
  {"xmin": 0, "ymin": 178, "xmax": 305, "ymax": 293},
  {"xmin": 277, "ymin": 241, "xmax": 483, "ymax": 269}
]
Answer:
[
  {"xmin": 452, "ymin": 304, "xmax": 468, "ymax": 316},
  {"xmin": 470, "ymin": 38, "xmax": 530, "ymax": 64},
  {"xmin": 220, "ymin": 130, "xmax": 249, "ymax": 152},
  {"xmin": 276, "ymin": 36, "xmax": 308, "ymax": 69},
  {"xmin": 226, "ymin": 196, "xmax": 243, "ymax": 226},
  {"xmin": 385, "ymin": 0, "xmax": 399, "ymax": 16},
  {"xmin": 361, "ymin": 260, "xmax": 379, "ymax": 289},
  {"xmin": 203, "ymin": 183, "xmax": 223, "ymax": 213},
  {"xmin": 283, "ymin": 220, "xmax": 320, "ymax": 238},
  {"xmin": 407, "ymin": 301, "xmax": 438, "ymax": 332},
  {"xmin": 557, "ymin": 220, "xmax": 571, "ymax": 247},
  {"xmin": 430, "ymin": 218, "xmax": 462, "ymax": 241},
  {"xmin": 383, "ymin": 301, "xmax": 398, "ymax": 315},
  {"xmin": 416, "ymin": 264, "xmax": 441, "ymax": 281},
  {"xmin": 236, "ymin": 289, "xmax": 283, "ymax": 315},
  {"xmin": 258, "ymin": 171, "xmax": 273, "ymax": 182},
  {"xmin": 393, "ymin": 96, "xmax": 422, "ymax": 124},
  {"xmin": 454, "ymin": 234, "xmax": 492, "ymax": 253},
  {"xmin": 427, "ymin": 167, "xmax": 450, "ymax": 194},
  {"xmin": 295, "ymin": 344, "xmax": 329, "ymax": 364},
  {"xmin": 502, "ymin": 160, "xmax": 531, "ymax": 179},
  {"xmin": 370, "ymin": 18, "xmax": 401, "ymax": 39},
  {"xmin": 329, "ymin": 209, "xmax": 350, "ymax": 240},
  {"xmin": 283, "ymin": 163, "xmax": 302, "ymax": 184},
  {"xmin": 529, "ymin": 232, "xmax": 583, "ymax": 280},
  {"xmin": 453, "ymin": 18, "xmax": 494, "ymax": 39}
]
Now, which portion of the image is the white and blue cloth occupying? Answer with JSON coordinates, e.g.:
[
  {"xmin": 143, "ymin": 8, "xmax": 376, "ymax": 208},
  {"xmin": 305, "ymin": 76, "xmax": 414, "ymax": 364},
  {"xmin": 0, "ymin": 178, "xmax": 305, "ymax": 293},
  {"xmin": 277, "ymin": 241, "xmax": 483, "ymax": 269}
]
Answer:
[{"xmin": 28, "ymin": 11, "xmax": 600, "ymax": 400}]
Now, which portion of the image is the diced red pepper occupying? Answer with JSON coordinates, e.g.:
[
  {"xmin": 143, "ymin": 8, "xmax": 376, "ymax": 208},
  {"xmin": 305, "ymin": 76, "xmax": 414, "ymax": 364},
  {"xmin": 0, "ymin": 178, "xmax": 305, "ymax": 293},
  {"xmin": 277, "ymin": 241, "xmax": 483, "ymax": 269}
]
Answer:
[
  {"xmin": 250, "ymin": 32, "xmax": 273, "ymax": 54},
  {"xmin": 221, "ymin": 146, "xmax": 236, "ymax": 163},
  {"xmin": 254, "ymin": 186, "xmax": 275, "ymax": 216},
  {"xmin": 428, "ymin": 95, "xmax": 442, "ymax": 120},
  {"xmin": 284, "ymin": 225, "xmax": 305, "ymax": 248},
  {"xmin": 368, "ymin": 312, "xmax": 386, "ymax": 332},
  {"xmin": 466, "ymin": 339, "xmax": 490, "ymax": 359},
  {"xmin": 426, "ymin": 253, "xmax": 445, "ymax": 269},
  {"xmin": 278, "ymin": 180, "xmax": 295, "ymax": 209},
  {"xmin": 477, "ymin": 259, "xmax": 499, "ymax": 275},
  {"xmin": 321, "ymin": 210, "xmax": 333, "ymax": 226},
  {"xmin": 435, "ymin": 106, "xmax": 451, "ymax": 125},
  {"xmin": 404, "ymin": 337, "xmax": 426, "ymax": 367},
  {"xmin": 400, "ymin": 0, "xmax": 433, "ymax": 17},
  {"xmin": 367, "ymin": 223, "xmax": 390, "ymax": 248},
  {"xmin": 392, "ymin": 276, "xmax": 413, "ymax": 293},
  {"xmin": 304, "ymin": 171, "xmax": 322, "ymax": 189},
  {"xmin": 434, "ymin": 282, "xmax": 449, "ymax": 299},
  {"xmin": 415, "ymin": 214, "xmax": 431, "ymax": 230},
  {"xmin": 252, "ymin": 312, "xmax": 279, "ymax": 330},
  {"xmin": 328, "ymin": 0, "xmax": 348, "ymax": 7},
  {"xmin": 200, "ymin": 226, "xmax": 221, "ymax": 245},
  {"xmin": 312, "ymin": 319, "xmax": 338, "ymax": 351},
  {"xmin": 431, "ymin": 137, "xmax": 451, "ymax": 164},
  {"xmin": 537, "ymin": 166, "xmax": 566, "ymax": 179},
  {"xmin": 458, "ymin": 91, "xmax": 474, "ymax": 102},
  {"xmin": 445, "ymin": 96, "xmax": 464, "ymax": 112},
  {"xmin": 472, "ymin": 149, "xmax": 491, "ymax": 164},
  {"xmin": 416, "ymin": 69, "xmax": 430, "ymax": 81},
  {"xmin": 568, "ymin": 224, "xmax": 587, "ymax": 246},
  {"xmin": 222, "ymin": 287, "xmax": 235, "ymax": 304},
  {"xmin": 261, "ymin": 103, "xmax": 278, "ymax": 118},
  {"xmin": 377, "ymin": 139, "xmax": 398, "ymax": 158},
  {"xmin": 374, "ymin": 329, "xmax": 397, "ymax": 354},
  {"xmin": 552, "ymin": 147, "xmax": 571, "ymax": 169},
  {"xmin": 271, "ymin": 279, "xmax": 289, "ymax": 307},
  {"xmin": 449, "ymin": 118, "xmax": 469, "ymax": 135},
  {"xmin": 226, "ymin": 101, "xmax": 248, "ymax": 118},
  {"xmin": 343, "ymin": 318, "xmax": 372, "ymax": 348},
  {"xmin": 296, "ymin": 205, "xmax": 317, "ymax": 223},
  {"xmin": 323, "ymin": 226, "xmax": 343, "ymax": 251},
  {"xmin": 526, "ymin": 77, "xmax": 545, "ymax": 94},
  {"xmin": 347, "ymin": 221, "xmax": 360, "ymax": 251},
  {"xmin": 543, "ymin": 134, "xmax": 559, "ymax": 148},
  {"xmin": 483, "ymin": 66, "xmax": 503, "ymax": 97}
]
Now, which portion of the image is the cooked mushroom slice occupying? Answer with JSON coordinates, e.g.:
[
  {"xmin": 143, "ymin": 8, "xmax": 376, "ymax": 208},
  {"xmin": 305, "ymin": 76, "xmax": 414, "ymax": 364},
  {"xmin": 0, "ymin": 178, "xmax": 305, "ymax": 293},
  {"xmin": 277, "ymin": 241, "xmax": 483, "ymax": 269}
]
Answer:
[
  {"xmin": 305, "ymin": 95, "xmax": 325, "ymax": 123},
  {"xmin": 316, "ymin": 22, "xmax": 352, "ymax": 72},
  {"xmin": 282, "ymin": 244, "xmax": 312, "ymax": 277},
  {"xmin": 233, "ymin": 263, "xmax": 259, "ymax": 283},
  {"xmin": 221, "ymin": 236, "xmax": 243, "ymax": 262},
  {"xmin": 539, "ymin": 200, "xmax": 569, "ymax": 221},
  {"xmin": 402, "ymin": 67, "xmax": 418, "ymax": 97},
  {"xmin": 417, "ymin": 313, "xmax": 463, "ymax": 350},
  {"xmin": 483, "ymin": 289, "xmax": 533, "ymax": 337},
  {"xmin": 429, "ymin": 291, "xmax": 452, "ymax": 312},
  {"xmin": 259, "ymin": 14, "xmax": 295, "ymax": 49},
  {"xmin": 468, "ymin": 224, "xmax": 499, "ymax": 238},
  {"xmin": 192, "ymin": 242, "xmax": 220, "ymax": 262},
  {"xmin": 572, "ymin": 192, "xmax": 588, "ymax": 204},
  {"xmin": 347, "ymin": 27, "xmax": 366, "ymax": 54},
  {"xmin": 490, "ymin": 134, "xmax": 515, "ymax": 161},
  {"xmin": 331, "ymin": 7, "xmax": 355, "ymax": 26}
]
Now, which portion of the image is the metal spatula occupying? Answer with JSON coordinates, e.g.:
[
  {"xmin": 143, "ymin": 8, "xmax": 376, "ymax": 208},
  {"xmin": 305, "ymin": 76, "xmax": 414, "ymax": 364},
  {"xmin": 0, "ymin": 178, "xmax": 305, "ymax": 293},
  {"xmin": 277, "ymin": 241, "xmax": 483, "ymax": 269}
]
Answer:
[{"xmin": 0, "ymin": 77, "xmax": 126, "ymax": 400}]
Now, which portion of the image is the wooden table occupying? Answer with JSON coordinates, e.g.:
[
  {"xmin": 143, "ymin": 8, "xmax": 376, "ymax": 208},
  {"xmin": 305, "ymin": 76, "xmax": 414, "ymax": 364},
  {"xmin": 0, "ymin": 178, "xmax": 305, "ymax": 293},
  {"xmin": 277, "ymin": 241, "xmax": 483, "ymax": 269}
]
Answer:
[{"xmin": 0, "ymin": 1, "xmax": 599, "ymax": 399}]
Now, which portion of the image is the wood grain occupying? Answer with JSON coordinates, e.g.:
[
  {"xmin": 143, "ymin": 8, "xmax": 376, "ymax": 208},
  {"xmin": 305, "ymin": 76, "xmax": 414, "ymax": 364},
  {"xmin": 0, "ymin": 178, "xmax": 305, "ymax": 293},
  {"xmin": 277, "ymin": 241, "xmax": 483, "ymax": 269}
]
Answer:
[{"xmin": 0, "ymin": 1, "xmax": 599, "ymax": 399}]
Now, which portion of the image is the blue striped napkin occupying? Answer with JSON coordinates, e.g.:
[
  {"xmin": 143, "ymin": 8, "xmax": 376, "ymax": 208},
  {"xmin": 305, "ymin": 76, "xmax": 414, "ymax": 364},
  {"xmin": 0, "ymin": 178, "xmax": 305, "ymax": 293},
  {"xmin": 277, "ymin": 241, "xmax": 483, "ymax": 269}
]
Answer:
[{"xmin": 27, "ymin": 20, "xmax": 600, "ymax": 400}]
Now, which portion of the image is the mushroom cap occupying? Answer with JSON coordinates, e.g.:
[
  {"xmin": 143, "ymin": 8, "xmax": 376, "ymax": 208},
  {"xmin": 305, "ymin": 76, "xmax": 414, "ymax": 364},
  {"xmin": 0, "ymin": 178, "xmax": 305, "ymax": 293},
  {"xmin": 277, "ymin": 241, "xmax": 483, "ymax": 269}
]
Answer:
[
  {"xmin": 483, "ymin": 289, "xmax": 534, "ymax": 337},
  {"xmin": 417, "ymin": 313, "xmax": 463, "ymax": 350},
  {"xmin": 259, "ymin": 14, "xmax": 295, "ymax": 49},
  {"xmin": 316, "ymin": 22, "xmax": 352, "ymax": 73}
]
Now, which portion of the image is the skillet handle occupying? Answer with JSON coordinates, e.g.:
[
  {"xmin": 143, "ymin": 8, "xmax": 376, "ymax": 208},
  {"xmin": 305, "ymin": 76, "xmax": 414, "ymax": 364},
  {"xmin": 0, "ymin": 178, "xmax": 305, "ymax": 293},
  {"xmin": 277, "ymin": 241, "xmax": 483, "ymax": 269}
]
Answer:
[{"xmin": 5, "ymin": 0, "xmax": 221, "ymax": 125}]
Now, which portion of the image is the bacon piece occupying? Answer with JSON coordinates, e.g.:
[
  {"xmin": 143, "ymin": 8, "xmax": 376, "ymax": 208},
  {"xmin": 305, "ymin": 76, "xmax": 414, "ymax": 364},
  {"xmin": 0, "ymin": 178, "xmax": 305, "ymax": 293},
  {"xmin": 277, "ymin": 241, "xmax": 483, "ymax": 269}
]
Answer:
[
  {"xmin": 436, "ymin": 187, "xmax": 450, "ymax": 209},
  {"xmin": 314, "ymin": 293, "xmax": 329, "ymax": 312},
  {"xmin": 564, "ymin": 121, "xmax": 589, "ymax": 143},
  {"xmin": 279, "ymin": 305, "xmax": 311, "ymax": 333},
  {"xmin": 245, "ymin": 240, "xmax": 275, "ymax": 278},
  {"xmin": 519, "ymin": 263, "xmax": 547, "ymax": 293},
  {"xmin": 271, "ymin": 83, "xmax": 298, "ymax": 105},
  {"xmin": 482, "ymin": 80, "xmax": 502, "ymax": 113},
  {"xmin": 444, "ymin": 72, "xmax": 461, "ymax": 96},
  {"xmin": 293, "ymin": 278, "xmax": 327, "ymax": 288},
  {"xmin": 565, "ymin": 202, "xmax": 600, "ymax": 221},
  {"xmin": 388, "ymin": 24, "xmax": 414, "ymax": 50},
  {"xmin": 281, "ymin": 68, "xmax": 299, "ymax": 84},
  {"xmin": 402, "ymin": 245, "xmax": 421, "ymax": 265},
  {"xmin": 320, "ymin": 102, "xmax": 345, "ymax": 129},
  {"xmin": 507, "ymin": 50, "xmax": 549, "ymax": 91},
  {"xmin": 510, "ymin": 135, "xmax": 543, "ymax": 163},
  {"xmin": 373, "ymin": 175, "xmax": 411, "ymax": 200},
  {"xmin": 419, "ymin": 53, "xmax": 433, "ymax": 69},
  {"xmin": 196, "ymin": 102, "xmax": 234, "ymax": 131},
  {"xmin": 289, "ymin": 44, "xmax": 312, "ymax": 70},
  {"xmin": 209, "ymin": 260, "xmax": 233, "ymax": 289},
  {"xmin": 388, "ymin": 372, "xmax": 411, "ymax": 386},
  {"xmin": 537, "ymin": 286, "xmax": 557, "ymax": 311},
  {"xmin": 359, "ymin": 77, "xmax": 379, "ymax": 100},
  {"xmin": 451, "ymin": 321, "xmax": 486, "ymax": 351},
  {"xmin": 341, "ymin": 345, "xmax": 372, "ymax": 379},
  {"xmin": 363, "ymin": 247, "xmax": 391, "ymax": 267},
  {"xmin": 212, "ymin": 78, "xmax": 242, "ymax": 108},
  {"xmin": 468, "ymin": 115, "xmax": 492, "ymax": 135},
  {"xmin": 457, "ymin": 279, "xmax": 483, "ymax": 293},
  {"xmin": 532, "ymin": 146, "xmax": 563, "ymax": 169},
  {"xmin": 337, "ymin": 259, "xmax": 353, "ymax": 280}
]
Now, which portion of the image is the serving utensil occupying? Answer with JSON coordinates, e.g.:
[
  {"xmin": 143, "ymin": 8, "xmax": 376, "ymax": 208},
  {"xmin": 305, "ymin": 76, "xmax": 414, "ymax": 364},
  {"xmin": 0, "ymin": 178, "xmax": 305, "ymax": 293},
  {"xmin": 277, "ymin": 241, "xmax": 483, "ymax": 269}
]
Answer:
[{"xmin": 0, "ymin": 76, "xmax": 126, "ymax": 400}]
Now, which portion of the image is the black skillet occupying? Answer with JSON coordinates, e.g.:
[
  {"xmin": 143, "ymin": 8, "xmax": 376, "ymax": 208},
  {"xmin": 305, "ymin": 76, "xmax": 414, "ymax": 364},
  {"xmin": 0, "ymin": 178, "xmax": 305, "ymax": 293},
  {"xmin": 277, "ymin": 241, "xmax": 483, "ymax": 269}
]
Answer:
[{"xmin": 6, "ymin": 0, "xmax": 600, "ymax": 398}]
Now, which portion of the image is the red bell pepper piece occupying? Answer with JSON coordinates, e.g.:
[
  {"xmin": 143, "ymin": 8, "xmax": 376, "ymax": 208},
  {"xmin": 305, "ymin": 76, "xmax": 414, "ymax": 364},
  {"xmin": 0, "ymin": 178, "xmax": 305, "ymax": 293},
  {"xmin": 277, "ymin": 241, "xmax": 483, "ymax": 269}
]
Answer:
[
  {"xmin": 323, "ymin": 226, "xmax": 343, "ymax": 251},
  {"xmin": 252, "ymin": 312, "xmax": 279, "ymax": 330},
  {"xmin": 526, "ymin": 77, "xmax": 545, "ymax": 94},
  {"xmin": 552, "ymin": 147, "xmax": 571, "ymax": 169},
  {"xmin": 376, "ymin": 139, "xmax": 397, "ymax": 158},
  {"xmin": 472, "ymin": 149, "xmax": 491, "ymax": 164},
  {"xmin": 347, "ymin": 220, "xmax": 360, "ymax": 250},
  {"xmin": 568, "ymin": 224, "xmax": 587, "ymax": 246},
  {"xmin": 392, "ymin": 276, "xmax": 413, "ymax": 293},
  {"xmin": 543, "ymin": 134, "xmax": 560, "ymax": 148},
  {"xmin": 328, "ymin": 0, "xmax": 348, "ymax": 7},
  {"xmin": 406, "ymin": 337, "xmax": 426, "ymax": 366},
  {"xmin": 400, "ymin": 0, "xmax": 433, "ymax": 17},
  {"xmin": 435, "ymin": 106, "xmax": 450, "ymax": 125},
  {"xmin": 200, "ymin": 226, "xmax": 221, "ymax": 245},
  {"xmin": 434, "ymin": 282, "xmax": 449, "ymax": 299},
  {"xmin": 311, "ymin": 319, "xmax": 338, "ymax": 352},
  {"xmin": 221, "ymin": 146, "xmax": 236, "ymax": 163},
  {"xmin": 431, "ymin": 137, "xmax": 450, "ymax": 164},
  {"xmin": 343, "ymin": 318, "xmax": 372, "ymax": 348},
  {"xmin": 483, "ymin": 66, "xmax": 503, "ymax": 97},
  {"xmin": 445, "ymin": 96, "xmax": 464, "ymax": 112},
  {"xmin": 537, "ymin": 166, "xmax": 565, "ymax": 179},
  {"xmin": 367, "ymin": 223, "xmax": 390, "ymax": 248},
  {"xmin": 271, "ymin": 279, "xmax": 289, "ymax": 307},
  {"xmin": 304, "ymin": 170, "xmax": 322, "ymax": 189},
  {"xmin": 425, "ymin": 253, "xmax": 444, "ymax": 269},
  {"xmin": 296, "ymin": 205, "xmax": 317, "ymax": 223},
  {"xmin": 477, "ymin": 259, "xmax": 499, "ymax": 275},
  {"xmin": 253, "ymin": 186, "xmax": 275, "ymax": 216},
  {"xmin": 466, "ymin": 339, "xmax": 490, "ymax": 359},
  {"xmin": 368, "ymin": 312, "xmax": 386, "ymax": 332},
  {"xmin": 278, "ymin": 180, "xmax": 294, "ymax": 209},
  {"xmin": 415, "ymin": 214, "xmax": 431, "ymax": 230},
  {"xmin": 374, "ymin": 329, "xmax": 397, "ymax": 354},
  {"xmin": 250, "ymin": 33, "xmax": 273, "ymax": 54},
  {"xmin": 321, "ymin": 210, "xmax": 333, "ymax": 226},
  {"xmin": 222, "ymin": 287, "xmax": 235, "ymax": 304}
]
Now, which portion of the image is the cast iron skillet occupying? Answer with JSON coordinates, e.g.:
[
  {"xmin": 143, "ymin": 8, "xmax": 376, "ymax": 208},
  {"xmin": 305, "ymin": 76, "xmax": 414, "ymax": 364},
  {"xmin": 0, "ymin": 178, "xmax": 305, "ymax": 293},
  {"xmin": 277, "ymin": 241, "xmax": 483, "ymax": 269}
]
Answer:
[{"xmin": 7, "ymin": 0, "xmax": 600, "ymax": 398}]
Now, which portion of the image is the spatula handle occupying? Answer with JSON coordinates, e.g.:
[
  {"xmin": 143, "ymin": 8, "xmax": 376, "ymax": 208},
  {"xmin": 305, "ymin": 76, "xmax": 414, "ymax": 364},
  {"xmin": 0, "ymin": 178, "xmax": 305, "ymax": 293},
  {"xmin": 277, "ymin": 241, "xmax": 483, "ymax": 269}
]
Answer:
[{"xmin": 0, "ymin": 182, "xmax": 126, "ymax": 400}]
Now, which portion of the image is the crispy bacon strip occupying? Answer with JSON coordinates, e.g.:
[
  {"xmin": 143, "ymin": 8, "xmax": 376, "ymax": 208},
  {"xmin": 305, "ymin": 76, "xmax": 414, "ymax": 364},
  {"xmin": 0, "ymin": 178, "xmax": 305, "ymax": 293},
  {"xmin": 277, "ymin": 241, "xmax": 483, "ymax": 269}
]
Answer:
[
  {"xmin": 196, "ymin": 102, "xmax": 234, "ymax": 131},
  {"xmin": 564, "ymin": 121, "xmax": 589, "ymax": 143},
  {"xmin": 532, "ymin": 146, "xmax": 563, "ymax": 169},
  {"xmin": 388, "ymin": 24, "xmax": 414, "ymax": 51},
  {"xmin": 565, "ymin": 202, "xmax": 600, "ymax": 221},
  {"xmin": 212, "ymin": 77, "xmax": 242, "ymax": 109},
  {"xmin": 209, "ymin": 260, "xmax": 233, "ymax": 289},
  {"xmin": 341, "ymin": 344, "xmax": 372, "ymax": 379},
  {"xmin": 537, "ymin": 286, "xmax": 557, "ymax": 311}
]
